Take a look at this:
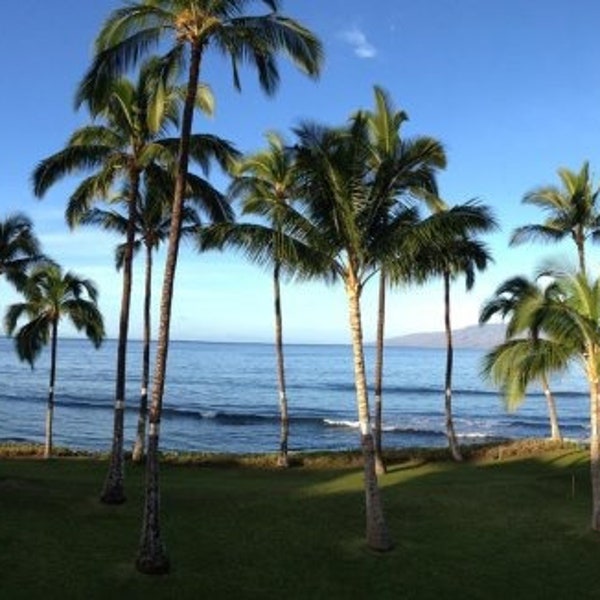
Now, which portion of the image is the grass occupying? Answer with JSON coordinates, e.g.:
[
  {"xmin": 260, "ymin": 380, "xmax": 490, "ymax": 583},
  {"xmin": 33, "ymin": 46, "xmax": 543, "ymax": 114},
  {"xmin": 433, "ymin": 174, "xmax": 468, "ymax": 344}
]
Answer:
[{"xmin": 0, "ymin": 441, "xmax": 597, "ymax": 599}]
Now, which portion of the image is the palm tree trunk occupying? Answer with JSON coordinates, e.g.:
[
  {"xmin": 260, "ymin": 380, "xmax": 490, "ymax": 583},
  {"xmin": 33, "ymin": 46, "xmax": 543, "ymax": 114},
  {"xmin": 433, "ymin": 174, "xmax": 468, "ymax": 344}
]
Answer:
[
  {"xmin": 443, "ymin": 272, "xmax": 462, "ymax": 462},
  {"xmin": 541, "ymin": 374, "xmax": 562, "ymax": 442},
  {"xmin": 588, "ymin": 358, "xmax": 600, "ymax": 530},
  {"xmin": 373, "ymin": 270, "xmax": 386, "ymax": 475},
  {"xmin": 101, "ymin": 170, "xmax": 139, "ymax": 504},
  {"xmin": 576, "ymin": 232, "xmax": 586, "ymax": 274},
  {"xmin": 133, "ymin": 243, "xmax": 153, "ymax": 464},
  {"xmin": 273, "ymin": 262, "xmax": 289, "ymax": 468},
  {"xmin": 346, "ymin": 275, "xmax": 393, "ymax": 552},
  {"xmin": 44, "ymin": 318, "xmax": 58, "ymax": 459},
  {"xmin": 137, "ymin": 42, "xmax": 204, "ymax": 575}
]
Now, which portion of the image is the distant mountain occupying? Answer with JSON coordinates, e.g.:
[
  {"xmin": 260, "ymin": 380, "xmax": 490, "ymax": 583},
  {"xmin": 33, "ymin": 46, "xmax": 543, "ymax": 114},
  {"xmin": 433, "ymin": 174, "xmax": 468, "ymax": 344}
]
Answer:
[{"xmin": 385, "ymin": 323, "xmax": 506, "ymax": 349}]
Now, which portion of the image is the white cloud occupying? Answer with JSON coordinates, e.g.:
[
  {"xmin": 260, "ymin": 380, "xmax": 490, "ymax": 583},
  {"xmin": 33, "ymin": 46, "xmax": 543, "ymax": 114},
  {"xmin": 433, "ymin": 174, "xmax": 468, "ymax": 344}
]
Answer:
[{"xmin": 339, "ymin": 27, "xmax": 377, "ymax": 59}]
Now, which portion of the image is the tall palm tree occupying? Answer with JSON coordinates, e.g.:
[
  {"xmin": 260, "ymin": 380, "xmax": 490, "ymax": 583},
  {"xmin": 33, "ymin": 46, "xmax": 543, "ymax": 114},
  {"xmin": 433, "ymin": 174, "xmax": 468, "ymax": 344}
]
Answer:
[
  {"xmin": 33, "ymin": 59, "xmax": 233, "ymax": 505},
  {"xmin": 292, "ymin": 116, "xmax": 430, "ymax": 552},
  {"xmin": 4, "ymin": 264, "xmax": 104, "ymax": 458},
  {"xmin": 411, "ymin": 200, "xmax": 496, "ymax": 461},
  {"xmin": 481, "ymin": 266, "xmax": 600, "ymax": 529},
  {"xmin": 203, "ymin": 132, "xmax": 326, "ymax": 467},
  {"xmin": 78, "ymin": 0, "xmax": 323, "ymax": 573},
  {"xmin": 511, "ymin": 161, "xmax": 600, "ymax": 273},
  {"xmin": 80, "ymin": 171, "xmax": 222, "ymax": 464},
  {"xmin": 0, "ymin": 213, "xmax": 44, "ymax": 297},
  {"xmin": 360, "ymin": 86, "xmax": 446, "ymax": 473},
  {"xmin": 479, "ymin": 275, "xmax": 562, "ymax": 441}
]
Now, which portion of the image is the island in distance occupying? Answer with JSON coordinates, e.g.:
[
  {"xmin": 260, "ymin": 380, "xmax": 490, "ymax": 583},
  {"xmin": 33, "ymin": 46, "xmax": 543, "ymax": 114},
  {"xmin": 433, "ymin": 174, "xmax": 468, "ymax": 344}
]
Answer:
[{"xmin": 384, "ymin": 323, "xmax": 506, "ymax": 350}]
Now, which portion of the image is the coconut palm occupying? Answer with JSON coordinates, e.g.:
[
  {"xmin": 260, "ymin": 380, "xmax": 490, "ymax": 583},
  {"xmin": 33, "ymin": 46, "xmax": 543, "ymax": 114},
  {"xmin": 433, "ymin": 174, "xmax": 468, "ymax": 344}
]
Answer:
[
  {"xmin": 291, "ymin": 115, "xmax": 435, "ymax": 552},
  {"xmin": 77, "ymin": 0, "xmax": 322, "ymax": 573},
  {"xmin": 4, "ymin": 264, "xmax": 104, "ymax": 458},
  {"xmin": 479, "ymin": 275, "xmax": 562, "ymax": 441},
  {"xmin": 511, "ymin": 161, "xmax": 600, "ymax": 273},
  {"xmin": 0, "ymin": 213, "xmax": 45, "ymax": 297},
  {"xmin": 81, "ymin": 169, "xmax": 225, "ymax": 463},
  {"xmin": 202, "ymin": 132, "xmax": 328, "ymax": 467},
  {"xmin": 481, "ymin": 266, "xmax": 600, "ymax": 529},
  {"xmin": 33, "ymin": 59, "xmax": 233, "ymax": 505},
  {"xmin": 414, "ymin": 200, "xmax": 495, "ymax": 461},
  {"xmin": 360, "ymin": 86, "xmax": 446, "ymax": 473}
]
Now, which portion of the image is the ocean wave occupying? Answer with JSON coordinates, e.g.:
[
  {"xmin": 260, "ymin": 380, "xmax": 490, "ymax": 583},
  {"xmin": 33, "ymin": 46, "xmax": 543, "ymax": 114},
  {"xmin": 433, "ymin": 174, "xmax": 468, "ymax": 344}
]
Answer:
[{"xmin": 323, "ymin": 419, "xmax": 448, "ymax": 438}]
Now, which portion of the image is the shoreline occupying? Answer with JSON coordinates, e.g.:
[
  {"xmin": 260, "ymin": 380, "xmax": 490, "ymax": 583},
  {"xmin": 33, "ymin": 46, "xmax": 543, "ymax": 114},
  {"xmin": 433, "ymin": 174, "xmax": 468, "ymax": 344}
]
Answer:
[{"xmin": 0, "ymin": 438, "xmax": 581, "ymax": 468}]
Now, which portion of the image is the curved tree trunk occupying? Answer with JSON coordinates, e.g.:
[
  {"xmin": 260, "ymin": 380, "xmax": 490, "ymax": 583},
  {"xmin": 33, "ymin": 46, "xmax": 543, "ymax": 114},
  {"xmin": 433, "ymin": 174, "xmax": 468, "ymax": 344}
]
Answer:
[
  {"xmin": 541, "ymin": 374, "xmax": 562, "ymax": 442},
  {"xmin": 273, "ymin": 261, "xmax": 289, "ymax": 468},
  {"xmin": 137, "ymin": 43, "xmax": 203, "ymax": 575},
  {"xmin": 101, "ymin": 170, "xmax": 139, "ymax": 504},
  {"xmin": 44, "ymin": 318, "xmax": 59, "ymax": 459},
  {"xmin": 133, "ymin": 243, "xmax": 153, "ymax": 464},
  {"xmin": 373, "ymin": 270, "xmax": 386, "ymax": 475},
  {"xmin": 346, "ymin": 275, "xmax": 393, "ymax": 552},
  {"xmin": 444, "ymin": 272, "xmax": 462, "ymax": 462}
]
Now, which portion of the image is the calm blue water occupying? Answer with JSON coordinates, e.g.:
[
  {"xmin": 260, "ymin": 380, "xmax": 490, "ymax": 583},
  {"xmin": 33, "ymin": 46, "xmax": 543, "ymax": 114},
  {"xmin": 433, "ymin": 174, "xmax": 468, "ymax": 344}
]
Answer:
[{"xmin": 0, "ymin": 337, "xmax": 590, "ymax": 454}]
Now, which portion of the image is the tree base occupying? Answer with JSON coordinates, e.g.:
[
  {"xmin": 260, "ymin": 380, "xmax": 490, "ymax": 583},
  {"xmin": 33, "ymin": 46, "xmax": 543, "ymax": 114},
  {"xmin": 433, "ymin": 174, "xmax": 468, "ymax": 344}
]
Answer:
[
  {"xmin": 136, "ymin": 551, "xmax": 170, "ymax": 575},
  {"xmin": 100, "ymin": 486, "xmax": 126, "ymax": 505},
  {"xmin": 276, "ymin": 454, "xmax": 290, "ymax": 469}
]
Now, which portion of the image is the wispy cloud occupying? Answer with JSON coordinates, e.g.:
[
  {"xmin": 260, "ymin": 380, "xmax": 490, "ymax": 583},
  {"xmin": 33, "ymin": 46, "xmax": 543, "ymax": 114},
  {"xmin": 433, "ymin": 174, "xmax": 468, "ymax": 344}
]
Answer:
[{"xmin": 339, "ymin": 27, "xmax": 377, "ymax": 59}]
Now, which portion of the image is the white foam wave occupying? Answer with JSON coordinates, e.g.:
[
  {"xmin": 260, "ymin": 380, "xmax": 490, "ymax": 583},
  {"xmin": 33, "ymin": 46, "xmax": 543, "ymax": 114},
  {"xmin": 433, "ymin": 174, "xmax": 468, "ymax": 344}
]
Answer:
[
  {"xmin": 324, "ymin": 419, "xmax": 360, "ymax": 429},
  {"xmin": 201, "ymin": 410, "xmax": 219, "ymax": 419}
]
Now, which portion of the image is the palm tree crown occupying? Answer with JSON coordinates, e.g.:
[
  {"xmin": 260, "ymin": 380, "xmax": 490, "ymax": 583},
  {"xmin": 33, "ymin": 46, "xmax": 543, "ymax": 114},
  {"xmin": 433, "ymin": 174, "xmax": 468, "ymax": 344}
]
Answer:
[
  {"xmin": 511, "ymin": 161, "xmax": 600, "ymax": 273},
  {"xmin": 0, "ymin": 213, "xmax": 44, "ymax": 292}
]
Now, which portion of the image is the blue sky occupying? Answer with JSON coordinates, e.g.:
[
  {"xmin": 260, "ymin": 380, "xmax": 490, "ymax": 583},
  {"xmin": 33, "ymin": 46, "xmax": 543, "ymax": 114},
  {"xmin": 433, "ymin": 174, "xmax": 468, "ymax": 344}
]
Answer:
[{"xmin": 3, "ymin": 1, "xmax": 600, "ymax": 343}]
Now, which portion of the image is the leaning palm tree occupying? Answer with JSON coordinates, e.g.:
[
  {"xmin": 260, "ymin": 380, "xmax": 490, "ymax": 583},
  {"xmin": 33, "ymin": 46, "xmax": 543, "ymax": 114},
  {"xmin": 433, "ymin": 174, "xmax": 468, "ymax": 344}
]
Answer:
[
  {"xmin": 33, "ymin": 59, "xmax": 232, "ymax": 505},
  {"xmin": 511, "ymin": 161, "xmax": 600, "ymax": 273},
  {"xmin": 78, "ymin": 0, "xmax": 323, "ymax": 573},
  {"xmin": 4, "ymin": 264, "xmax": 104, "ymax": 458},
  {"xmin": 482, "ymin": 266, "xmax": 600, "ymax": 529},
  {"xmin": 479, "ymin": 275, "xmax": 562, "ymax": 441},
  {"xmin": 360, "ymin": 86, "xmax": 446, "ymax": 473},
  {"xmin": 410, "ymin": 200, "xmax": 496, "ymax": 461},
  {"xmin": 0, "ymin": 213, "xmax": 44, "ymax": 297}
]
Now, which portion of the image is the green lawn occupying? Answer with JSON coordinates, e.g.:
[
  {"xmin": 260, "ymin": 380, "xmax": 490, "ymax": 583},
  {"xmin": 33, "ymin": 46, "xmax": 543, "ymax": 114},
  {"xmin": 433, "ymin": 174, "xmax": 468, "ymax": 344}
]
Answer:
[{"xmin": 0, "ymin": 447, "xmax": 597, "ymax": 599}]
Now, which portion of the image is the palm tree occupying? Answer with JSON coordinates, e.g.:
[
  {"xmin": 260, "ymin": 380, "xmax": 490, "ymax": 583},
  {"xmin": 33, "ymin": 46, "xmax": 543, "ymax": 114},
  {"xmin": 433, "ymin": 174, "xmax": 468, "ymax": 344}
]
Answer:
[
  {"xmin": 481, "ymin": 266, "xmax": 600, "ymax": 529},
  {"xmin": 292, "ymin": 116, "xmax": 425, "ymax": 552},
  {"xmin": 412, "ymin": 200, "xmax": 496, "ymax": 461},
  {"xmin": 4, "ymin": 264, "xmax": 104, "ymax": 458},
  {"xmin": 80, "ymin": 171, "xmax": 223, "ymax": 464},
  {"xmin": 33, "ymin": 59, "xmax": 234, "ymax": 505},
  {"xmin": 360, "ymin": 86, "xmax": 446, "ymax": 473},
  {"xmin": 511, "ymin": 161, "xmax": 600, "ymax": 273},
  {"xmin": 203, "ymin": 132, "xmax": 326, "ymax": 467},
  {"xmin": 78, "ymin": 0, "xmax": 323, "ymax": 573},
  {"xmin": 0, "ymin": 213, "xmax": 44, "ymax": 297},
  {"xmin": 479, "ymin": 275, "xmax": 562, "ymax": 441}
]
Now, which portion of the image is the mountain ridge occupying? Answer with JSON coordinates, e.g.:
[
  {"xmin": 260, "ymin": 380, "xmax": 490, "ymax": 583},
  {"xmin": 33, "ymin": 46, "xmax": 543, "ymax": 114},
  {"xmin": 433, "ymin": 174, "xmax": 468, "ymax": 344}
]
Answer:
[{"xmin": 385, "ymin": 323, "xmax": 506, "ymax": 349}]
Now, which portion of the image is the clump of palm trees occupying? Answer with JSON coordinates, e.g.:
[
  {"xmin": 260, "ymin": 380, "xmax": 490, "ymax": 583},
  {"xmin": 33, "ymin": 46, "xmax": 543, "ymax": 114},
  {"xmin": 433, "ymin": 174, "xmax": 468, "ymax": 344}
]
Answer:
[
  {"xmin": 59, "ymin": 0, "xmax": 323, "ymax": 575},
  {"xmin": 481, "ymin": 160, "xmax": 600, "ymax": 530}
]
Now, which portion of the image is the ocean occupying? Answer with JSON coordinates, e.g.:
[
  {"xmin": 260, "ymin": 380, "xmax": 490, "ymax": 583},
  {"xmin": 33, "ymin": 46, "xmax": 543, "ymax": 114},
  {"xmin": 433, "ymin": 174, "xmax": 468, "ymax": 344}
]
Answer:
[{"xmin": 0, "ymin": 337, "xmax": 590, "ymax": 454}]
